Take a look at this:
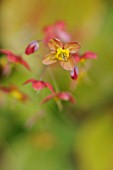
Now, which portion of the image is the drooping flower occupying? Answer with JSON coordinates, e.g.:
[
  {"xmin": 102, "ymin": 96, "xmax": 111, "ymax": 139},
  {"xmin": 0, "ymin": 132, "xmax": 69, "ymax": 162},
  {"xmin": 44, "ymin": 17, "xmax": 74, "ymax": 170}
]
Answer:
[
  {"xmin": 23, "ymin": 79, "xmax": 55, "ymax": 93},
  {"xmin": 42, "ymin": 91, "xmax": 75, "ymax": 104},
  {"xmin": 72, "ymin": 51, "xmax": 97, "ymax": 63},
  {"xmin": 42, "ymin": 38, "xmax": 81, "ymax": 71},
  {"xmin": 43, "ymin": 21, "xmax": 71, "ymax": 44},
  {"xmin": 70, "ymin": 66, "xmax": 79, "ymax": 80},
  {"xmin": 0, "ymin": 49, "xmax": 31, "ymax": 71},
  {"xmin": 0, "ymin": 85, "xmax": 29, "ymax": 101},
  {"xmin": 25, "ymin": 40, "xmax": 40, "ymax": 55}
]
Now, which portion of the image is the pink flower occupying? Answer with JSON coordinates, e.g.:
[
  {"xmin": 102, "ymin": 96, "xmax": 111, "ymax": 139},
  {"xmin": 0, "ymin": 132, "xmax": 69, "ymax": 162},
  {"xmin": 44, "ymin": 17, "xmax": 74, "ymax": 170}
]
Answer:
[
  {"xmin": 25, "ymin": 40, "xmax": 39, "ymax": 55},
  {"xmin": 42, "ymin": 92, "xmax": 75, "ymax": 104},
  {"xmin": 42, "ymin": 38, "xmax": 81, "ymax": 71},
  {"xmin": 23, "ymin": 79, "xmax": 55, "ymax": 93},
  {"xmin": 0, "ymin": 85, "xmax": 29, "ymax": 101},
  {"xmin": 70, "ymin": 66, "xmax": 79, "ymax": 80},
  {"xmin": 43, "ymin": 21, "xmax": 71, "ymax": 44},
  {"xmin": 0, "ymin": 49, "xmax": 31, "ymax": 71},
  {"xmin": 73, "ymin": 51, "xmax": 97, "ymax": 63}
]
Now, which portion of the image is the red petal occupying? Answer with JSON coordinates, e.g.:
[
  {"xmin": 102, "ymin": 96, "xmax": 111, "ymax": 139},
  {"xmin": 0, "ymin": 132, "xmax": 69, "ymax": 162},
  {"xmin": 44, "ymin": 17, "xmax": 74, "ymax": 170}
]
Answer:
[
  {"xmin": 82, "ymin": 51, "xmax": 97, "ymax": 60},
  {"xmin": 45, "ymin": 82, "xmax": 55, "ymax": 93},
  {"xmin": 23, "ymin": 79, "xmax": 35, "ymax": 85},
  {"xmin": 70, "ymin": 66, "xmax": 79, "ymax": 80},
  {"xmin": 0, "ymin": 49, "xmax": 14, "ymax": 56},
  {"xmin": 72, "ymin": 53, "xmax": 81, "ymax": 63},
  {"xmin": 42, "ymin": 92, "xmax": 75, "ymax": 104},
  {"xmin": 23, "ymin": 79, "xmax": 55, "ymax": 92},
  {"xmin": 58, "ymin": 92, "xmax": 75, "ymax": 103},
  {"xmin": 16, "ymin": 58, "xmax": 31, "ymax": 71},
  {"xmin": 25, "ymin": 40, "xmax": 39, "ymax": 55},
  {"xmin": 41, "ymin": 93, "xmax": 56, "ymax": 103},
  {"xmin": 0, "ymin": 86, "xmax": 11, "ymax": 93}
]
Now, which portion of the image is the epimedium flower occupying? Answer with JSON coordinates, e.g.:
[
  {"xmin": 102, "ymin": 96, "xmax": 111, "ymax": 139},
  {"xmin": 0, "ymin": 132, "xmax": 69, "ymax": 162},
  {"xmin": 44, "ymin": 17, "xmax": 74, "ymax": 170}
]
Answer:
[
  {"xmin": 23, "ymin": 79, "xmax": 55, "ymax": 93},
  {"xmin": 41, "ymin": 91, "xmax": 75, "ymax": 104},
  {"xmin": 43, "ymin": 21, "xmax": 71, "ymax": 44},
  {"xmin": 42, "ymin": 38, "xmax": 81, "ymax": 71},
  {"xmin": 0, "ymin": 49, "xmax": 31, "ymax": 71},
  {"xmin": 0, "ymin": 85, "xmax": 29, "ymax": 102},
  {"xmin": 25, "ymin": 40, "xmax": 40, "ymax": 55}
]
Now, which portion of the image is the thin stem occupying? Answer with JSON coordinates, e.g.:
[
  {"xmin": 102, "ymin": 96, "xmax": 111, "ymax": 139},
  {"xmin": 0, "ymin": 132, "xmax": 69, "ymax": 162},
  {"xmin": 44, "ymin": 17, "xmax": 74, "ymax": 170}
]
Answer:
[
  {"xmin": 48, "ymin": 67, "xmax": 64, "ymax": 112},
  {"xmin": 39, "ymin": 66, "xmax": 48, "ymax": 80}
]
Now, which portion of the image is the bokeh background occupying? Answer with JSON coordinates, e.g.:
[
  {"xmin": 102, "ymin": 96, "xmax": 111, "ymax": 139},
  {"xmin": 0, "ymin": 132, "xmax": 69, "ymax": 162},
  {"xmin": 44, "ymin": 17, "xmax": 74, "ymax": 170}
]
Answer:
[{"xmin": 0, "ymin": 0, "xmax": 113, "ymax": 170}]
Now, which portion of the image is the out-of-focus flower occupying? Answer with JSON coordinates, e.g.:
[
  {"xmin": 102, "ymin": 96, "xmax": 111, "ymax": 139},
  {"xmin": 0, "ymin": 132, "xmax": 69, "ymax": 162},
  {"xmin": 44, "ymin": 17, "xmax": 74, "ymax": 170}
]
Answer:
[
  {"xmin": 0, "ymin": 57, "xmax": 12, "ymax": 76},
  {"xmin": 70, "ymin": 66, "xmax": 79, "ymax": 80},
  {"xmin": 43, "ymin": 21, "xmax": 71, "ymax": 44},
  {"xmin": 73, "ymin": 51, "xmax": 97, "ymax": 63},
  {"xmin": 0, "ymin": 49, "xmax": 31, "ymax": 71},
  {"xmin": 42, "ymin": 38, "xmax": 81, "ymax": 71},
  {"xmin": 23, "ymin": 79, "xmax": 55, "ymax": 93},
  {"xmin": 42, "ymin": 91, "xmax": 75, "ymax": 104},
  {"xmin": 29, "ymin": 132, "xmax": 56, "ymax": 149},
  {"xmin": 25, "ymin": 40, "xmax": 40, "ymax": 55},
  {"xmin": 0, "ymin": 85, "xmax": 29, "ymax": 101}
]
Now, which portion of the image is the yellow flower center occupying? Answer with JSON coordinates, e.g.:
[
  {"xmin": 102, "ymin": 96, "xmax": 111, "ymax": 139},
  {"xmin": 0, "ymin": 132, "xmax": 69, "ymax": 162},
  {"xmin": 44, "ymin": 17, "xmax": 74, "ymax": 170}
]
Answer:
[{"xmin": 55, "ymin": 48, "xmax": 69, "ymax": 61}]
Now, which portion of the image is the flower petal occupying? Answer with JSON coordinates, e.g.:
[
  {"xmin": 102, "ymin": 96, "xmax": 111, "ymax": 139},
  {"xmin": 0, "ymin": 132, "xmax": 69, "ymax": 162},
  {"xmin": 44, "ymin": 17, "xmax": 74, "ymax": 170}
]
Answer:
[
  {"xmin": 60, "ymin": 57, "xmax": 75, "ymax": 71},
  {"xmin": 82, "ymin": 51, "xmax": 97, "ymax": 60},
  {"xmin": 57, "ymin": 92, "xmax": 75, "ymax": 103},
  {"xmin": 64, "ymin": 42, "xmax": 81, "ymax": 54},
  {"xmin": 45, "ymin": 82, "xmax": 55, "ymax": 93},
  {"xmin": 41, "ymin": 93, "xmax": 56, "ymax": 104},
  {"xmin": 23, "ymin": 79, "xmax": 55, "ymax": 92},
  {"xmin": 16, "ymin": 57, "xmax": 31, "ymax": 71},
  {"xmin": 42, "ymin": 53, "xmax": 57, "ymax": 65},
  {"xmin": 48, "ymin": 38, "xmax": 63, "ymax": 51},
  {"xmin": 72, "ymin": 53, "xmax": 81, "ymax": 63},
  {"xmin": 25, "ymin": 40, "xmax": 39, "ymax": 55},
  {"xmin": 0, "ymin": 49, "xmax": 13, "ymax": 56},
  {"xmin": 57, "ymin": 30, "xmax": 71, "ymax": 43}
]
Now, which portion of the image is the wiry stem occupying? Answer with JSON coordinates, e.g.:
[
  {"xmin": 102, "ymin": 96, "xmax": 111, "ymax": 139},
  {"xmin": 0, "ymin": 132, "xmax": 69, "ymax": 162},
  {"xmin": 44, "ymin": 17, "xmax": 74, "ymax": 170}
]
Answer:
[
  {"xmin": 39, "ymin": 66, "xmax": 48, "ymax": 80},
  {"xmin": 48, "ymin": 67, "xmax": 63, "ymax": 112}
]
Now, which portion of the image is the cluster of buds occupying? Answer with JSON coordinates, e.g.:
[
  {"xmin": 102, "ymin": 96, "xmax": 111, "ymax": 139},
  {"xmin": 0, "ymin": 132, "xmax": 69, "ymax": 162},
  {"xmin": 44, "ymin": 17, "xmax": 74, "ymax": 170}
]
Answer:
[{"xmin": 0, "ymin": 21, "xmax": 97, "ymax": 110}]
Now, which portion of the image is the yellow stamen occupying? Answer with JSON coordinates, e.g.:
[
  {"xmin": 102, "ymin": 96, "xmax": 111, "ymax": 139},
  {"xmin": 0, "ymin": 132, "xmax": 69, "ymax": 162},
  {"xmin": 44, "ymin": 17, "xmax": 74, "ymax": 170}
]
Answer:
[{"xmin": 55, "ymin": 48, "xmax": 69, "ymax": 61}]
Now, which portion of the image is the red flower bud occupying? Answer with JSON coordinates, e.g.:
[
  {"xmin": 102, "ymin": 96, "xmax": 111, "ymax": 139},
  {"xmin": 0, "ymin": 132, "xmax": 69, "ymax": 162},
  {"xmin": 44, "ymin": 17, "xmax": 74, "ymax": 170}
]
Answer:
[
  {"xmin": 70, "ymin": 66, "xmax": 79, "ymax": 80},
  {"xmin": 25, "ymin": 40, "xmax": 39, "ymax": 55}
]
